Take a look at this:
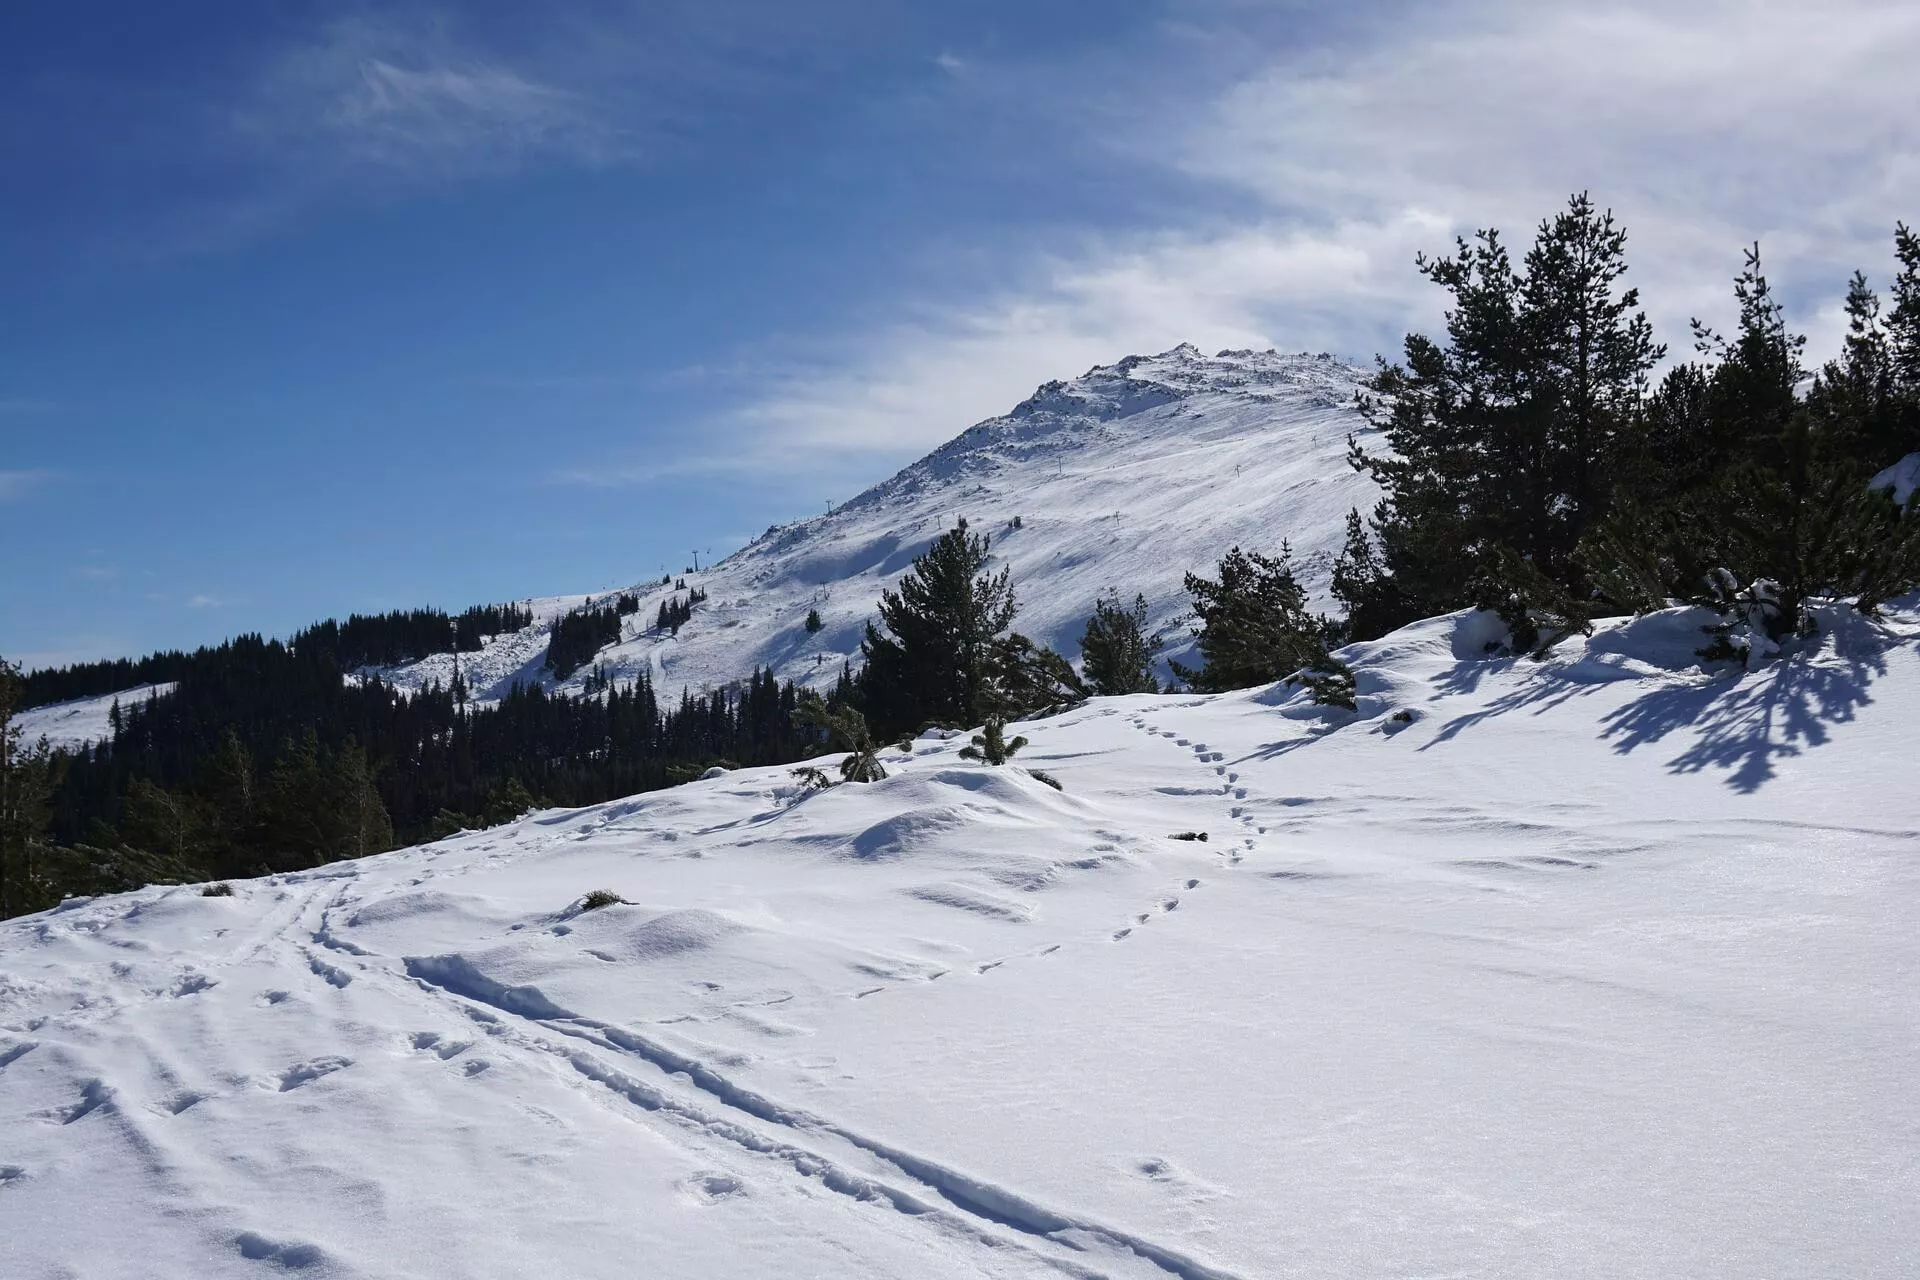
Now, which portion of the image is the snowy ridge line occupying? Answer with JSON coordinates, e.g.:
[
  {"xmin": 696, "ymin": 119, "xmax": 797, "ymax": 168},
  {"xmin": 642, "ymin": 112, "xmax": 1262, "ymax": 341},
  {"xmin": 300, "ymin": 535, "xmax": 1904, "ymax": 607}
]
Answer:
[{"xmin": 403, "ymin": 953, "xmax": 1247, "ymax": 1280}]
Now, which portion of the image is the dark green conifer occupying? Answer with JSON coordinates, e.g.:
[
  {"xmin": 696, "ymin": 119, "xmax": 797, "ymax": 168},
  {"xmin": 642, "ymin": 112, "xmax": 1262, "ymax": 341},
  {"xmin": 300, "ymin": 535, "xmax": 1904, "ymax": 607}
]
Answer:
[
  {"xmin": 1079, "ymin": 592, "xmax": 1160, "ymax": 695},
  {"xmin": 857, "ymin": 526, "xmax": 1017, "ymax": 736},
  {"xmin": 1173, "ymin": 545, "xmax": 1352, "ymax": 704}
]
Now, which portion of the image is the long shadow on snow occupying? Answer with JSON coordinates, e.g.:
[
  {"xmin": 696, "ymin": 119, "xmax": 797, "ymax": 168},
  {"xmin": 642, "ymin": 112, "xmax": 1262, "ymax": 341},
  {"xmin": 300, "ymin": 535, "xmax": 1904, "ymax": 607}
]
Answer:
[{"xmin": 1424, "ymin": 634, "xmax": 1896, "ymax": 794}]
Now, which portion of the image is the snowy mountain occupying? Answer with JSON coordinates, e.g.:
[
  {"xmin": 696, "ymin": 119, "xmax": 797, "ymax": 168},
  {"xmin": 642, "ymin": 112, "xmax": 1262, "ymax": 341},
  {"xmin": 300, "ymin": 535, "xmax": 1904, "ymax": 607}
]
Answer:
[
  {"xmin": 372, "ymin": 344, "xmax": 1379, "ymax": 707},
  {"xmin": 6, "ymin": 598, "xmax": 1916, "ymax": 1278}
]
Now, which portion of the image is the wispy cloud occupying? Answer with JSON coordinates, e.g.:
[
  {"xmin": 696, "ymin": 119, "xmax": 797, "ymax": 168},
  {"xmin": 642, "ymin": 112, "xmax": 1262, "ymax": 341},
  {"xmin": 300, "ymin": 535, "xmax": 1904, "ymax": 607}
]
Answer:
[
  {"xmin": 0, "ymin": 469, "xmax": 55, "ymax": 502},
  {"xmin": 234, "ymin": 16, "xmax": 627, "ymax": 182},
  {"xmin": 702, "ymin": 0, "xmax": 1920, "ymax": 479},
  {"xmin": 186, "ymin": 594, "xmax": 223, "ymax": 609}
]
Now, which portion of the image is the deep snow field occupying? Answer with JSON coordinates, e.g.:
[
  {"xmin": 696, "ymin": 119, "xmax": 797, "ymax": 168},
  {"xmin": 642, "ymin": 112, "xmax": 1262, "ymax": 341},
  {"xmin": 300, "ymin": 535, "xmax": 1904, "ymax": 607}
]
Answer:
[{"xmin": 4, "ymin": 601, "xmax": 1916, "ymax": 1279}]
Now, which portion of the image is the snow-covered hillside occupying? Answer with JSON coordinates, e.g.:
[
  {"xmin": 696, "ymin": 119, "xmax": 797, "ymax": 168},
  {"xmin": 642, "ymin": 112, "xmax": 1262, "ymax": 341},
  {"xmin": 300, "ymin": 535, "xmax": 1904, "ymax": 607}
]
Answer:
[
  {"xmin": 379, "ymin": 345, "xmax": 1378, "ymax": 706},
  {"xmin": 13, "ymin": 683, "xmax": 176, "ymax": 752},
  {"xmin": 6, "ymin": 599, "xmax": 1916, "ymax": 1279}
]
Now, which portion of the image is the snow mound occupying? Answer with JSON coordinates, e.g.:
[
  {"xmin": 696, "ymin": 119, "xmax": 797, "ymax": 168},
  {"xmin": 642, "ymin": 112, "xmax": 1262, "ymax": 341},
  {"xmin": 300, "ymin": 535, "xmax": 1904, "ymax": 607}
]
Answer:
[{"xmin": 1870, "ymin": 450, "xmax": 1920, "ymax": 508}]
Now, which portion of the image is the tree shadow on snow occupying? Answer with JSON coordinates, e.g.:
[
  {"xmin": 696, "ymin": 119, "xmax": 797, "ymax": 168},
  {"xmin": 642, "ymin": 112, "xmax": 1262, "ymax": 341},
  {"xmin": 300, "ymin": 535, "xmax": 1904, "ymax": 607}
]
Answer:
[{"xmin": 1596, "ymin": 644, "xmax": 1888, "ymax": 793}]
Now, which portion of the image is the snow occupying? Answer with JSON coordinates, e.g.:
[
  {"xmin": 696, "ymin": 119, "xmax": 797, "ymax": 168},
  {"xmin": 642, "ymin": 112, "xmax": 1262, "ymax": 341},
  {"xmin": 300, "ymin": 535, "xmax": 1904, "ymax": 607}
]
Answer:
[
  {"xmin": 6, "ymin": 597, "xmax": 1917, "ymax": 1279},
  {"xmin": 1870, "ymin": 450, "xmax": 1920, "ymax": 509},
  {"xmin": 375, "ymin": 346, "xmax": 1380, "ymax": 705},
  {"xmin": 12, "ymin": 683, "xmax": 175, "ymax": 751}
]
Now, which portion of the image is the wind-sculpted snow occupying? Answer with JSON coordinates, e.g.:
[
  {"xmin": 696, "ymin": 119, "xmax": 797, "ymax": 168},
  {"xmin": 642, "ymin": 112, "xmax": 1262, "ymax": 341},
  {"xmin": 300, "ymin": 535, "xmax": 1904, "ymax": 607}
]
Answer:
[
  {"xmin": 372, "ymin": 345, "xmax": 1379, "ymax": 708},
  {"xmin": 4, "ymin": 598, "xmax": 1918, "ymax": 1278}
]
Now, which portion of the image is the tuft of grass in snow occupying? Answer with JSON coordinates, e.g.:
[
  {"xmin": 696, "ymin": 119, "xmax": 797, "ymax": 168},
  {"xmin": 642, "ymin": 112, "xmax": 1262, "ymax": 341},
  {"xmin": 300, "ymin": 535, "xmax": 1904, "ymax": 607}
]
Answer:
[
  {"xmin": 1168, "ymin": 831, "xmax": 1209, "ymax": 842},
  {"xmin": 201, "ymin": 883, "xmax": 234, "ymax": 897},
  {"xmin": 578, "ymin": 889, "xmax": 628, "ymax": 912}
]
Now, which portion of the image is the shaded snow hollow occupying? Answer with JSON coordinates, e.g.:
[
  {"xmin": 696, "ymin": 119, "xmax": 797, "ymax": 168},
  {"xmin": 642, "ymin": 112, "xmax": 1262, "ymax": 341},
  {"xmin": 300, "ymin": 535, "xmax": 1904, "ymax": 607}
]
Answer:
[{"xmin": 4, "ymin": 600, "xmax": 1917, "ymax": 1279}]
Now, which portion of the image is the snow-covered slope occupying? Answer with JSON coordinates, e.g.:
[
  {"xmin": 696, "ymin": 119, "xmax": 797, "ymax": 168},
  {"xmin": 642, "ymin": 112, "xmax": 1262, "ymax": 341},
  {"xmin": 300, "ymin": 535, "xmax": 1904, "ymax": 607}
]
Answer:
[
  {"xmin": 6, "ymin": 599, "xmax": 1916, "ymax": 1279},
  {"xmin": 381, "ymin": 345, "xmax": 1378, "ymax": 705},
  {"xmin": 13, "ymin": 684, "xmax": 176, "ymax": 751}
]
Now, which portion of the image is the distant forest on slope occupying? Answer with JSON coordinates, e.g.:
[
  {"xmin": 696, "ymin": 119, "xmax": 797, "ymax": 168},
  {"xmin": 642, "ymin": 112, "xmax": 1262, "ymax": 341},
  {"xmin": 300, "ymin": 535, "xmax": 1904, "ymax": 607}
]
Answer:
[{"xmin": 3, "ymin": 193, "xmax": 1918, "ymax": 920}]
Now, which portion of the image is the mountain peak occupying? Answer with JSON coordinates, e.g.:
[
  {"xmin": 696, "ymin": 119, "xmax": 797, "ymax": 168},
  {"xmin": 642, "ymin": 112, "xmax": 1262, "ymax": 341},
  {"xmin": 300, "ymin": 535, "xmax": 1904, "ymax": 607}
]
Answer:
[{"xmin": 362, "ymin": 343, "xmax": 1379, "ymax": 708}]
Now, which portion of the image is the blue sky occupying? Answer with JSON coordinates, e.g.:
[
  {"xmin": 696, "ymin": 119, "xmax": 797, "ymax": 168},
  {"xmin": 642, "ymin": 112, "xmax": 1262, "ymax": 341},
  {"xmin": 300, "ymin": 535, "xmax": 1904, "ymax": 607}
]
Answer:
[{"xmin": 4, "ymin": 1, "xmax": 1918, "ymax": 669}]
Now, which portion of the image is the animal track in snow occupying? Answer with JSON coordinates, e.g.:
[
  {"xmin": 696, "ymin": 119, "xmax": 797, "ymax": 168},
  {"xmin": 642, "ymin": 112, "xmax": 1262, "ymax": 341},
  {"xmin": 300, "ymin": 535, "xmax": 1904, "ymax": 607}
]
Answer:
[
  {"xmin": 306, "ymin": 956, "xmax": 351, "ymax": 988},
  {"xmin": 1112, "ymin": 927, "xmax": 1132, "ymax": 940},
  {"xmin": 409, "ymin": 1032, "xmax": 470, "ymax": 1060},
  {"xmin": 277, "ymin": 1056, "xmax": 351, "ymax": 1092},
  {"xmin": 235, "ymin": 1232, "xmax": 328, "ymax": 1269},
  {"xmin": 689, "ymin": 1172, "xmax": 745, "ymax": 1201}
]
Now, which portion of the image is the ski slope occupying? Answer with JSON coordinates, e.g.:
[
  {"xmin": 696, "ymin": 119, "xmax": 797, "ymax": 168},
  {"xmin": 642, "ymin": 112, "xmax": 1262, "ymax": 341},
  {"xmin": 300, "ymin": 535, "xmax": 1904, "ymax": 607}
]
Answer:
[
  {"xmin": 376, "ymin": 345, "xmax": 1379, "ymax": 706},
  {"xmin": 5, "ymin": 599, "xmax": 1915, "ymax": 1279}
]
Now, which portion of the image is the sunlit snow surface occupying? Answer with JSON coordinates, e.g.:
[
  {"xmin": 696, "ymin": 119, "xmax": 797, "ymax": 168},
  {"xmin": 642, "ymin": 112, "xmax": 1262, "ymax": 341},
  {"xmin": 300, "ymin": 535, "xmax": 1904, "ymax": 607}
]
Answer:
[
  {"xmin": 12, "ymin": 684, "xmax": 176, "ymax": 751},
  {"xmin": 5, "ymin": 603, "xmax": 1917, "ymax": 1279}
]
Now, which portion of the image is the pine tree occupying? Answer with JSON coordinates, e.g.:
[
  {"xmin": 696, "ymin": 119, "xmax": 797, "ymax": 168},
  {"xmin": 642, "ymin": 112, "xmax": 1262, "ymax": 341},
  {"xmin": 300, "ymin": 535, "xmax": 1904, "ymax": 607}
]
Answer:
[
  {"xmin": 857, "ymin": 526, "xmax": 1017, "ymax": 736},
  {"xmin": 793, "ymin": 695, "xmax": 887, "ymax": 782},
  {"xmin": 0, "ymin": 659, "xmax": 60, "ymax": 916},
  {"xmin": 1079, "ymin": 592, "xmax": 1160, "ymax": 695},
  {"xmin": 1352, "ymin": 193, "xmax": 1662, "ymax": 614},
  {"xmin": 983, "ymin": 633, "xmax": 1086, "ymax": 719},
  {"xmin": 1328, "ymin": 508, "xmax": 1405, "ymax": 643},
  {"xmin": 121, "ymin": 778, "xmax": 212, "ymax": 870},
  {"xmin": 804, "ymin": 608, "xmax": 824, "ymax": 634},
  {"xmin": 959, "ymin": 719, "xmax": 1026, "ymax": 765},
  {"xmin": 1172, "ymin": 546, "xmax": 1351, "ymax": 701},
  {"xmin": 330, "ymin": 740, "xmax": 394, "ymax": 860}
]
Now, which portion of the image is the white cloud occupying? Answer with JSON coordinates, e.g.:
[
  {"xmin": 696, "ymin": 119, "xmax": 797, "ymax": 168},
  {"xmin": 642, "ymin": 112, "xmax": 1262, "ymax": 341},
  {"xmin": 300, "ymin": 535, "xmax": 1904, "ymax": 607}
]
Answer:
[
  {"xmin": 235, "ymin": 17, "xmax": 625, "ymax": 182},
  {"xmin": 186, "ymin": 594, "xmax": 223, "ymax": 609},
  {"xmin": 710, "ymin": 0, "xmax": 1920, "ymax": 479}
]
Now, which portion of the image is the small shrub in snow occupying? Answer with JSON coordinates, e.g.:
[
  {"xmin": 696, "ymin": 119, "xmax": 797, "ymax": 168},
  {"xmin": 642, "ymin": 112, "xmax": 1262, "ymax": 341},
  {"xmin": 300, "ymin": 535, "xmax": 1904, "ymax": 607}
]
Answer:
[
  {"xmin": 1027, "ymin": 768, "xmax": 1064, "ymax": 791},
  {"xmin": 201, "ymin": 883, "xmax": 234, "ymax": 898},
  {"xmin": 1169, "ymin": 831, "xmax": 1209, "ymax": 842},
  {"xmin": 793, "ymin": 695, "xmax": 887, "ymax": 783},
  {"xmin": 959, "ymin": 719, "xmax": 1027, "ymax": 766},
  {"xmin": 579, "ymin": 889, "xmax": 627, "ymax": 912},
  {"xmin": 789, "ymin": 766, "xmax": 834, "ymax": 793}
]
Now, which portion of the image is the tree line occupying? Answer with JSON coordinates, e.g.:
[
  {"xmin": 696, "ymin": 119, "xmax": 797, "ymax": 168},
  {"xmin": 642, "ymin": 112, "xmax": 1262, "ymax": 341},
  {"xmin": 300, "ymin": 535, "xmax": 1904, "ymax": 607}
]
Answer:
[{"xmin": 22, "ymin": 600, "xmax": 535, "ymax": 711}]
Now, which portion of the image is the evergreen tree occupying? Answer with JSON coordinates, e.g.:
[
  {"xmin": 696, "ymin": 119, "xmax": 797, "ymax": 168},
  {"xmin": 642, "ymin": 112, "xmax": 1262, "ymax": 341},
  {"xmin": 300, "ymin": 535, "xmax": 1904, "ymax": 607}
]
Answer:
[
  {"xmin": 1328, "ymin": 508, "xmax": 1405, "ymax": 643},
  {"xmin": 1173, "ymin": 546, "xmax": 1352, "ymax": 701},
  {"xmin": 1581, "ymin": 242, "xmax": 1920, "ymax": 643},
  {"xmin": 1079, "ymin": 592, "xmax": 1160, "ymax": 695},
  {"xmin": 983, "ymin": 633, "xmax": 1086, "ymax": 719},
  {"xmin": 259, "ymin": 732, "xmax": 333, "ymax": 870},
  {"xmin": 0, "ymin": 659, "xmax": 60, "ymax": 916},
  {"xmin": 121, "ymin": 778, "xmax": 212, "ymax": 870},
  {"xmin": 804, "ymin": 608, "xmax": 824, "ymax": 634},
  {"xmin": 330, "ymin": 740, "xmax": 394, "ymax": 860},
  {"xmin": 959, "ymin": 719, "xmax": 1026, "ymax": 765},
  {"xmin": 793, "ymin": 695, "xmax": 887, "ymax": 782},
  {"xmin": 857, "ymin": 526, "xmax": 1017, "ymax": 736},
  {"xmin": 1353, "ymin": 193, "xmax": 1661, "ymax": 616}
]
